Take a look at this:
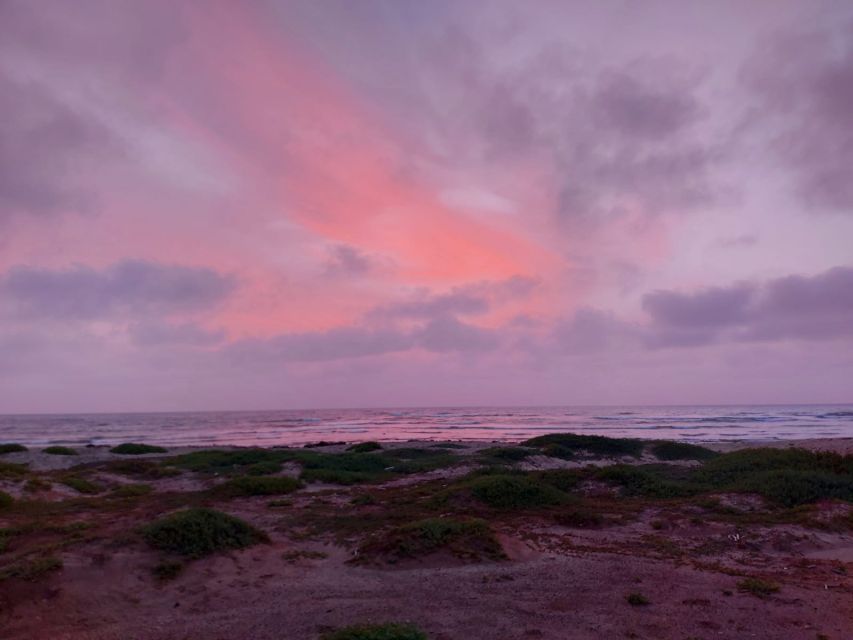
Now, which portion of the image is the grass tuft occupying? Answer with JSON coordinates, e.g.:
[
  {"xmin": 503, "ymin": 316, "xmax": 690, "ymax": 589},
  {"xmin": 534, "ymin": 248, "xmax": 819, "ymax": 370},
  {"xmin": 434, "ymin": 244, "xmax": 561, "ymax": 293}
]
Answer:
[
  {"xmin": 737, "ymin": 577, "xmax": 780, "ymax": 598},
  {"xmin": 60, "ymin": 476, "xmax": 102, "ymax": 495},
  {"xmin": 0, "ymin": 555, "xmax": 63, "ymax": 582},
  {"xmin": 141, "ymin": 508, "xmax": 268, "ymax": 558},
  {"xmin": 626, "ymin": 592, "xmax": 650, "ymax": 606},
  {"xmin": 43, "ymin": 446, "xmax": 78, "ymax": 456}
]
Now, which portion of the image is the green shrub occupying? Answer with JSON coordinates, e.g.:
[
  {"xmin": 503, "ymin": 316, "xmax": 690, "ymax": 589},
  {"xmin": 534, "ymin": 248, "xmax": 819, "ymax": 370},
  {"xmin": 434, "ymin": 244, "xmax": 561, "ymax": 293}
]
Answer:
[
  {"xmin": 142, "ymin": 508, "xmax": 268, "ymax": 558},
  {"xmin": 540, "ymin": 443, "xmax": 575, "ymax": 460},
  {"xmin": 698, "ymin": 448, "xmax": 852, "ymax": 485},
  {"xmin": 321, "ymin": 623, "xmax": 428, "ymax": 640},
  {"xmin": 0, "ymin": 491, "xmax": 13, "ymax": 508},
  {"xmin": 467, "ymin": 474, "xmax": 566, "ymax": 509},
  {"xmin": 0, "ymin": 462, "xmax": 28, "ymax": 479},
  {"xmin": 373, "ymin": 518, "xmax": 504, "ymax": 561},
  {"xmin": 0, "ymin": 444, "xmax": 27, "ymax": 454},
  {"xmin": 742, "ymin": 469, "xmax": 852, "ymax": 507},
  {"xmin": 105, "ymin": 459, "xmax": 181, "ymax": 479},
  {"xmin": 299, "ymin": 452, "xmax": 392, "ymax": 484},
  {"xmin": 651, "ymin": 441, "xmax": 718, "ymax": 461},
  {"xmin": 626, "ymin": 592, "xmax": 650, "ymax": 606},
  {"xmin": 110, "ymin": 443, "xmax": 167, "ymax": 455},
  {"xmin": 60, "ymin": 476, "xmax": 102, "ymax": 495},
  {"xmin": 737, "ymin": 577, "xmax": 779, "ymax": 598},
  {"xmin": 537, "ymin": 469, "xmax": 584, "ymax": 493},
  {"xmin": 347, "ymin": 441, "xmax": 383, "ymax": 453},
  {"xmin": 0, "ymin": 555, "xmax": 63, "ymax": 582},
  {"xmin": 43, "ymin": 446, "xmax": 77, "ymax": 456},
  {"xmin": 479, "ymin": 447, "xmax": 534, "ymax": 462},
  {"xmin": 596, "ymin": 464, "xmax": 702, "ymax": 498},
  {"xmin": 300, "ymin": 469, "xmax": 379, "ymax": 485},
  {"xmin": 696, "ymin": 448, "xmax": 853, "ymax": 505},
  {"xmin": 523, "ymin": 433, "xmax": 644, "ymax": 457},
  {"xmin": 169, "ymin": 448, "xmax": 290, "ymax": 474},
  {"xmin": 245, "ymin": 460, "xmax": 283, "ymax": 475},
  {"xmin": 216, "ymin": 475, "xmax": 302, "ymax": 497},
  {"xmin": 111, "ymin": 483, "xmax": 153, "ymax": 498}
]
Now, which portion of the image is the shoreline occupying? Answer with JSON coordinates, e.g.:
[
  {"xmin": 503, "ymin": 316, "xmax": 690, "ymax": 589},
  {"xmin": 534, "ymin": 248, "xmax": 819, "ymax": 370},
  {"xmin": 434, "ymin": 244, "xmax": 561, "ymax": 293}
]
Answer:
[{"xmin": 2, "ymin": 435, "xmax": 852, "ymax": 472}]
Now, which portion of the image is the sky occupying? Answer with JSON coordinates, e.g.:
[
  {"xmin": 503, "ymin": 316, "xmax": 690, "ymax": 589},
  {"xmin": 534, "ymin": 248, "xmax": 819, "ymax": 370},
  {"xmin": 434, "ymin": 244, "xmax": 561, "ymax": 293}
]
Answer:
[{"xmin": 1, "ymin": 0, "xmax": 852, "ymax": 413}]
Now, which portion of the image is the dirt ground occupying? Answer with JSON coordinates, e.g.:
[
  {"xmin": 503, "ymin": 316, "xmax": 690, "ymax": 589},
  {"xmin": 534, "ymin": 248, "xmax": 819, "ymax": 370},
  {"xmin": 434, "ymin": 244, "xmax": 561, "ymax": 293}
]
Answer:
[{"xmin": 1, "ymin": 438, "xmax": 851, "ymax": 640}]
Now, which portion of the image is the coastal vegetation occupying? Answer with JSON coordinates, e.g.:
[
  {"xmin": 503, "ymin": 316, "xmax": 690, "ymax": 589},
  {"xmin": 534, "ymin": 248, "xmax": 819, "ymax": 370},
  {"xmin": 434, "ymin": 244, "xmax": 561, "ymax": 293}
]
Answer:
[
  {"xmin": 0, "ymin": 434, "xmax": 850, "ymax": 639},
  {"xmin": 110, "ymin": 443, "xmax": 168, "ymax": 455},
  {"xmin": 0, "ymin": 444, "xmax": 27, "ymax": 455},
  {"xmin": 142, "ymin": 508, "xmax": 268, "ymax": 558},
  {"xmin": 43, "ymin": 446, "xmax": 77, "ymax": 456},
  {"xmin": 321, "ymin": 623, "xmax": 428, "ymax": 640}
]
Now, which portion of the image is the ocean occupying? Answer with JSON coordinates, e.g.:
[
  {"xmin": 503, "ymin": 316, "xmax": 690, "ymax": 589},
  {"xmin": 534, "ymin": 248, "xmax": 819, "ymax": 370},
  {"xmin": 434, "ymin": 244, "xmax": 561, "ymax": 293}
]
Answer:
[{"xmin": 0, "ymin": 404, "xmax": 851, "ymax": 448}]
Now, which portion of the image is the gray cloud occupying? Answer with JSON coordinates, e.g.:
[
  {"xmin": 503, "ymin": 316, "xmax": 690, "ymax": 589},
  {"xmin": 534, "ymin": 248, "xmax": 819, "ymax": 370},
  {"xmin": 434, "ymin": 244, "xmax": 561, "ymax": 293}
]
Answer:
[
  {"xmin": 0, "ymin": 75, "xmax": 111, "ymax": 220},
  {"xmin": 373, "ymin": 276, "xmax": 539, "ymax": 321},
  {"xmin": 323, "ymin": 244, "xmax": 376, "ymax": 277},
  {"xmin": 744, "ymin": 22, "xmax": 853, "ymax": 213},
  {"xmin": 129, "ymin": 321, "xmax": 226, "ymax": 347},
  {"xmin": 642, "ymin": 266, "xmax": 853, "ymax": 346},
  {"xmin": 0, "ymin": 260, "xmax": 236, "ymax": 320},
  {"xmin": 416, "ymin": 316, "xmax": 499, "ymax": 353}
]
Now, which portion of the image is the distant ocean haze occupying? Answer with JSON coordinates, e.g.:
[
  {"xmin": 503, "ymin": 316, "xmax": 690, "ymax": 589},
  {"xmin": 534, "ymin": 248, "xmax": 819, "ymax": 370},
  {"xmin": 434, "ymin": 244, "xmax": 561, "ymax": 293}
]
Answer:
[{"xmin": 0, "ymin": 405, "xmax": 851, "ymax": 448}]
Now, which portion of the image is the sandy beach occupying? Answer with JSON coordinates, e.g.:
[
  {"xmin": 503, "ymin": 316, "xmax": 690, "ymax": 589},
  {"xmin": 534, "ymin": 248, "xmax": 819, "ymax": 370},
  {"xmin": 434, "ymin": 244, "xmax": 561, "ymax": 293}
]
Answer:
[{"xmin": 1, "ymin": 436, "xmax": 851, "ymax": 639}]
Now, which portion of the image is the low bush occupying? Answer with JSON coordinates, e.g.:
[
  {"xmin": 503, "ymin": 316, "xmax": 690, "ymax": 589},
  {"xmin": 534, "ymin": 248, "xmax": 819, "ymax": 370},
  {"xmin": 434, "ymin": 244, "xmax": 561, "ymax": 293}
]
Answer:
[
  {"xmin": 523, "ymin": 433, "xmax": 644, "ymax": 458},
  {"xmin": 43, "ymin": 446, "xmax": 78, "ymax": 456},
  {"xmin": 141, "ymin": 508, "xmax": 268, "ymax": 558},
  {"xmin": 596, "ymin": 464, "xmax": 702, "ymax": 499},
  {"xmin": 321, "ymin": 623, "xmax": 428, "ymax": 640},
  {"xmin": 626, "ymin": 592, "xmax": 650, "ymax": 606},
  {"xmin": 737, "ymin": 577, "xmax": 779, "ymax": 598},
  {"xmin": 347, "ymin": 441, "xmax": 383, "ymax": 453},
  {"xmin": 467, "ymin": 474, "xmax": 567, "ymax": 509},
  {"xmin": 60, "ymin": 476, "xmax": 102, "ymax": 495},
  {"xmin": 741, "ymin": 469, "xmax": 852, "ymax": 507},
  {"xmin": 0, "ymin": 462, "xmax": 28, "ymax": 479},
  {"xmin": 0, "ymin": 490, "xmax": 13, "ymax": 508},
  {"xmin": 369, "ymin": 518, "xmax": 505, "ymax": 561},
  {"xmin": 167, "ymin": 448, "xmax": 285, "ymax": 473},
  {"xmin": 216, "ymin": 475, "xmax": 302, "ymax": 497},
  {"xmin": 110, "ymin": 443, "xmax": 167, "ymax": 455},
  {"xmin": 0, "ymin": 555, "xmax": 63, "ymax": 582},
  {"xmin": 651, "ymin": 441, "xmax": 718, "ymax": 461},
  {"xmin": 111, "ymin": 483, "xmax": 153, "ymax": 498},
  {"xmin": 0, "ymin": 444, "xmax": 27, "ymax": 454},
  {"xmin": 105, "ymin": 459, "xmax": 181, "ymax": 479}
]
